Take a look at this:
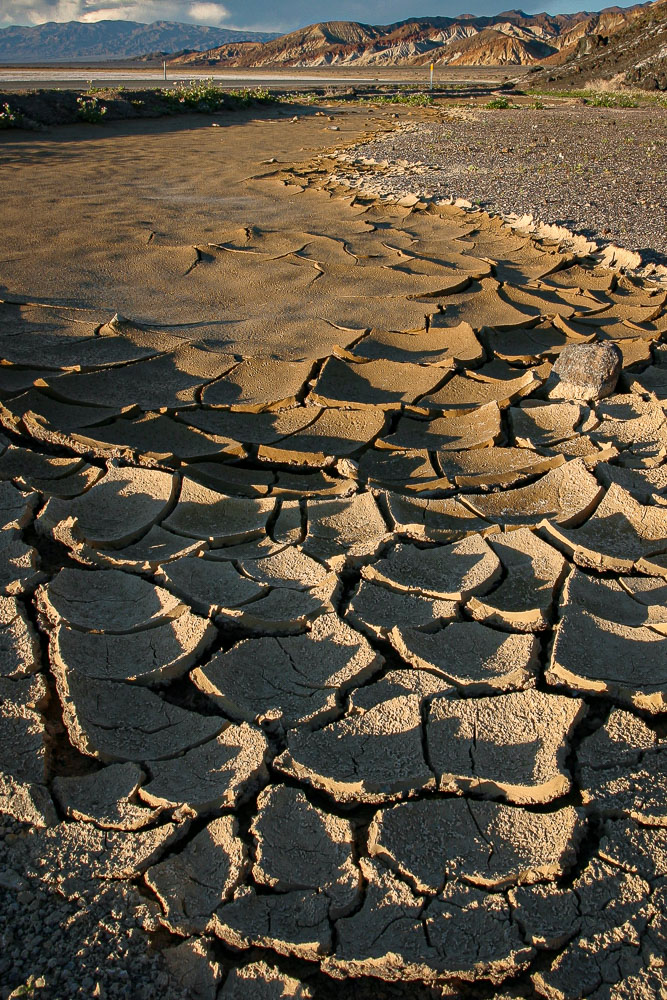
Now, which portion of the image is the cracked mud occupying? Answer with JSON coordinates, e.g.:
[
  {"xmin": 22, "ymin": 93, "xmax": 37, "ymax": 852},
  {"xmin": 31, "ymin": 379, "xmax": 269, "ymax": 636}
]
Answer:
[{"xmin": 1, "ymin": 104, "xmax": 666, "ymax": 1000}]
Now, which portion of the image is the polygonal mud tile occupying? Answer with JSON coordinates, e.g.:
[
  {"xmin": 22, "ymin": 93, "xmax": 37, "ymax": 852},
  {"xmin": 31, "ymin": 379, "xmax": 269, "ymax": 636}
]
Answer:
[
  {"xmin": 540, "ymin": 483, "xmax": 667, "ymax": 575},
  {"xmin": 0, "ymin": 674, "xmax": 55, "ymax": 827},
  {"xmin": 0, "ymin": 535, "xmax": 43, "ymax": 596},
  {"xmin": 70, "ymin": 413, "xmax": 243, "ymax": 464},
  {"xmin": 559, "ymin": 568, "xmax": 667, "ymax": 632},
  {"xmin": 356, "ymin": 448, "xmax": 446, "ymax": 494},
  {"xmin": 77, "ymin": 526, "xmax": 206, "ymax": 574},
  {"xmin": 438, "ymin": 447, "xmax": 564, "ymax": 490},
  {"xmin": 430, "ymin": 277, "xmax": 535, "ymax": 331},
  {"xmin": 50, "ymin": 610, "xmax": 216, "ymax": 685},
  {"xmin": 482, "ymin": 323, "xmax": 574, "ymax": 364},
  {"xmin": 275, "ymin": 692, "xmax": 433, "ymax": 805},
  {"xmin": 620, "ymin": 575, "xmax": 667, "ymax": 634},
  {"xmin": 145, "ymin": 816, "xmax": 247, "ymax": 936},
  {"xmin": 380, "ymin": 401, "xmax": 501, "ymax": 452},
  {"xmin": 54, "ymin": 669, "xmax": 224, "ymax": 763},
  {"xmin": 509, "ymin": 399, "xmax": 594, "ymax": 449},
  {"xmin": 626, "ymin": 364, "xmax": 667, "ymax": 404},
  {"xmin": 138, "ymin": 723, "xmax": 268, "ymax": 816},
  {"xmin": 0, "ymin": 389, "xmax": 122, "ymax": 438},
  {"xmin": 427, "ymin": 689, "xmax": 586, "ymax": 804},
  {"xmin": 258, "ymin": 405, "xmax": 386, "ymax": 465},
  {"xmin": 596, "ymin": 463, "xmax": 667, "ymax": 505},
  {"xmin": 162, "ymin": 479, "xmax": 275, "ymax": 544},
  {"xmin": 156, "ymin": 555, "xmax": 265, "ymax": 616},
  {"xmin": 349, "ymin": 668, "xmax": 455, "ymax": 710},
  {"xmin": 237, "ymin": 546, "xmax": 330, "ymax": 591},
  {"xmin": 216, "ymin": 583, "xmax": 337, "ymax": 635},
  {"xmin": 184, "ymin": 462, "xmax": 274, "ymax": 498},
  {"xmin": 192, "ymin": 614, "xmax": 382, "ymax": 730},
  {"xmin": 369, "ymin": 798, "xmax": 584, "ymax": 892},
  {"xmin": 540, "ymin": 264, "xmax": 617, "ymax": 293},
  {"xmin": 0, "ymin": 595, "xmax": 40, "ymax": 678},
  {"xmin": 383, "ymin": 492, "xmax": 494, "ymax": 542},
  {"xmin": 343, "ymin": 322, "xmax": 482, "ymax": 366},
  {"xmin": 25, "ymin": 819, "xmax": 184, "ymax": 897},
  {"xmin": 413, "ymin": 366, "xmax": 541, "ymax": 415},
  {"xmin": 201, "ymin": 359, "xmax": 314, "ymax": 410},
  {"xmin": 209, "ymin": 886, "xmax": 333, "ymax": 961},
  {"xmin": 589, "ymin": 394, "xmax": 667, "ymax": 464},
  {"xmin": 309, "ymin": 356, "xmax": 447, "ymax": 410},
  {"xmin": 461, "ymin": 458, "xmax": 603, "ymax": 528},
  {"xmin": 467, "ymin": 527, "xmax": 568, "ymax": 631},
  {"xmin": 363, "ymin": 534, "xmax": 501, "ymax": 600},
  {"xmin": 302, "ymin": 491, "xmax": 388, "ymax": 568},
  {"xmin": 325, "ymin": 857, "xmax": 533, "ymax": 984},
  {"xmin": 0, "ymin": 446, "xmax": 85, "ymax": 484},
  {"xmin": 346, "ymin": 578, "xmax": 459, "ymax": 639},
  {"xmin": 577, "ymin": 708, "xmax": 667, "ymax": 825},
  {"xmin": 598, "ymin": 818, "xmax": 667, "ymax": 881},
  {"xmin": 52, "ymin": 763, "xmax": 160, "ymax": 830},
  {"xmin": 389, "ymin": 621, "xmax": 539, "ymax": 694},
  {"xmin": 251, "ymin": 784, "xmax": 361, "ymax": 918},
  {"xmin": 514, "ymin": 857, "xmax": 651, "ymax": 997},
  {"xmin": 0, "ymin": 482, "xmax": 39, "ymax": 533},
  {"xmin": 36, "ymin": 463, "xmax": 178, "ymax": 547},
  {"xmin": 177, "ymin": 406, "xmax": 315, "ymax": 447},
  {"xmin": 271, "ymin": 468, "xmax": 357, "ymax": 498},
  {"xmin": 36, "ymin": 567, "xmax": 184, "ymax": 633},
  {"xmin": 22, "ymin": 464, "xmax": 103, "ymax": 499},
  {"xmin": 37, "ymin": 346, "xmax": 237, "ymax": 412},
  {"xmin": 163, "ymin": 938, "xmax": 223, "ymax": 1000},
  {"xmin": 220, "ymin": 962, "xmax": 313, "ymax": 999}
]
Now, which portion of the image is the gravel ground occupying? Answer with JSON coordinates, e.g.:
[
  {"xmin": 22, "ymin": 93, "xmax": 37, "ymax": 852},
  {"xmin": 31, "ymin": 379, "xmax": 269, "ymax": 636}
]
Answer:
[{"xmin": 351, "ymin": 105, "xmax": 667, "ymax": 264}]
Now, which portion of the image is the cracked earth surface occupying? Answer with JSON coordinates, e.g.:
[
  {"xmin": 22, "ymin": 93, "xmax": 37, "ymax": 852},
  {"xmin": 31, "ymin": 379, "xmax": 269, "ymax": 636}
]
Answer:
[{"xmin": 1, "ymin": 104, "xmax": 666, "ymax": 999}]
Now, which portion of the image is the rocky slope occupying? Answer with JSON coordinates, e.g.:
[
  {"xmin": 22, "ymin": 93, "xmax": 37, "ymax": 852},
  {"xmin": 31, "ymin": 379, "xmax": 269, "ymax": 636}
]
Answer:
[
  {"xmin": 171, "ymin": 7, "xmax": 648, "ymax": 69},
  {"xmin": 0, "ymin": 20, "xmax": 279, "ymax": 64},
  {"xmin": 536, "ymin": 0, "xmax": 666, "ymax": 89}
]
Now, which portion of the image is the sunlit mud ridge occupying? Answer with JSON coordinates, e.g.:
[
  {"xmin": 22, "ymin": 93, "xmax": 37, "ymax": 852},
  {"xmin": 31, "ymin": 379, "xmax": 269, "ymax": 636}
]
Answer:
[{"xmin": 1, "ymin": 116, "xmax": 667, "ymax": 998}]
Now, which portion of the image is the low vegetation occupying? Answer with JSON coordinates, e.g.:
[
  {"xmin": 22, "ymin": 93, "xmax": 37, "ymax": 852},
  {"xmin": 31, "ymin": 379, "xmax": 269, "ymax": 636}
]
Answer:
[{"xmin": 0, "ymin": 101, "xmax": 23, "ymax": 128}]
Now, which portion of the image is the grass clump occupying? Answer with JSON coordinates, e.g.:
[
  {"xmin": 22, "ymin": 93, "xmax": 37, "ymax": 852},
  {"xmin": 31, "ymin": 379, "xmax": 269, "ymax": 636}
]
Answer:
[
  {"xmin": 486, "ymin": 95, "xmax": 512, "ymax": 109},
  {"xmin": 361, "ymin": 93, "xmax": 434, "ymax": 107},
  {"xmin": 76, "ymin": 95, "xmax": 107, "ymax": 122},
  {"xmin": 0, "ymin": 102, "xmax": 23, "ymax": 128}
]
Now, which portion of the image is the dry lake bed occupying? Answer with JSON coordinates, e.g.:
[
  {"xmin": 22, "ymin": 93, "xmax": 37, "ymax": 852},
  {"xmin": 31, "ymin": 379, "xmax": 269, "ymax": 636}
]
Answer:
[{"xmin": 0, "ymin": 100, "xmax": 666, "ymax": 1000}]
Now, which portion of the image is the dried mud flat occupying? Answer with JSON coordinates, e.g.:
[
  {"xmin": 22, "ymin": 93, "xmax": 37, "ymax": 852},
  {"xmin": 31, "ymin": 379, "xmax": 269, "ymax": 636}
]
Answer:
[{"xmin": 1, "ymin": 105, "xmax": 667, "ymax": 999}]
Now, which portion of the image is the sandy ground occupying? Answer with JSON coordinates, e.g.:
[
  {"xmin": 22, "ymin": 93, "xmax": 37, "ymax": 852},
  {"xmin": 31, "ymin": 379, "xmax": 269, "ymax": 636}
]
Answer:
[{"xmin": 1, "ymin": 104, "xmax": 667, "ymax": 999}]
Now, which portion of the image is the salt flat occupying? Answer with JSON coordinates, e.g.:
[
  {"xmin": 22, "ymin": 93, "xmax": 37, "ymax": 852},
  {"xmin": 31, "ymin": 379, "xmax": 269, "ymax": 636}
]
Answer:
[{"xmin": 1, "ymin": 103, "xmax": 666, "ymax": 999}]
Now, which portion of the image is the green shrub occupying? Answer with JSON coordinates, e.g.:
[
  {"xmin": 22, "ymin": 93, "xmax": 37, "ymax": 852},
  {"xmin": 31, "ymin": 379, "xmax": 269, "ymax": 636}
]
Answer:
[
  {"xmin": 360, "ymin": 93, "xmax": 434, "ymax": 107},
  {"xmin": 0, "ymin": 102, "xmax": 23, "ymax": 128},
  {"xmin": 586, "ymin": 92, "xmax": 638, "ymax": 108},
  {"xmin": 76, "ymin": 96, "xmax": 107, "ymax": 122},
  {"xmin": 161, "ymin": 82, "xmax": 273, "ymax": 112},
  {"xmin": 486, "ymin": 96, "xmax": 511, "ymax": 109}
]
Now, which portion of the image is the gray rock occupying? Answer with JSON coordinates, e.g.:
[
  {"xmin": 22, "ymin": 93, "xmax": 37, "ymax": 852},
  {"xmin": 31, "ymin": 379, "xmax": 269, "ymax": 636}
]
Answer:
[{"xmin": 545, "ymin": 342, "xmax": 622, "ymax": 402}]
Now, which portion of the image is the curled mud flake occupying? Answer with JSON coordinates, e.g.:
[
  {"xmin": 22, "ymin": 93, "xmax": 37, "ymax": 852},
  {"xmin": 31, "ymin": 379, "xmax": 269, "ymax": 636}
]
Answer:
[
  {"xmin": 36, "ymin": 567, "xmax": 184, "ymax": 633},
  {"xmin": 427, "ymin": 689, "xmax": 586, "ymax": 804},
  {"xmin": 77, "ymin": 526, "xmax": 206, "ymax": 574},
  {"xmin": 192, "ymin": 614, "xmax": 382, "ymax": 730},
  {"xmin": 363, "ymin": 533, "xmax": 501, "ymax": 600},
  {"xmin": 209, "ymin": 886, "xmax": 333, "ymax": 961},
  {"xmin": 216, "ymin": 582, "xmax": 337, "ymax": 635},
  {"xmin": 428, "ymin": 277, "xmax": 534, "ymax": 332},
  {"xmin": 53, "ymin": 670, "xmax": 224, "ymax": 763},
  {"xmin": 599, "ymin": 818, "xmax": 667, "ymax": 882},
  {"xmin": 380, "ymin": 401, "xmax": 501, "ymax": 452},
  {"xmin": 380, "ymin": 491, "xmax": 495, "ymax": 543},
  {"xmin": 275, "ymin": 692, "xmax": 433, "ymax": 805},
  {"xmin": 251, "ymin": 784, "xmax": 361, "ymax": 918},
  {"xmin": 0, "ymin": 595, "xmax": 41, "ymax": 678},
  {"xmin": 51, "ymin": 610, "xmax": 216, "ymax": 685},
  {"xmin": 596, "ymin": 463, "xmax": 667, "ymax": 506},
  {"xmin": 343, "ymin": 322, "xmax": 482, "ymax": 366},
  {"xmin": 52, "ymin": 762, "xmax": 160, "ymax": 830},
  {"xmin": 467, "ymin": 526, "xmax": 568, "ymax": 632},
  {"xmin": 162, "ymin": 478, "xmax": 275, "ymax": 545},
  {"xmin": 357, "ymin": 447, "xmax": 447, "ymax": 494},
  {"xmin": 369, "ymin": 798, "xmax": 584, "ymax": 893},
  {"xmin": 0, "ymin": 535, "xmax": 43, "ymax": 596},
  {"xmin": 258, "ymin": 405, "xmax": 386, "ymax": 466},
  {"xmin": 509, "ymin": 399, "xmax": 595, "ymax": 450},
  {"xmin": 156, "ymin": 555, "xmax": 265, "ymax": 616},
  {"xmin": 145, "ymin": 815, "xmax": 247, "ymax": 936},
  {"xmin": 309, "ymin": 356, "xmax": 446, "ymax": 410},
  {"xmin": 237, "ymin": 545, "xmax": 330, "ymax": 591},
  {"xmin": 460, "ymin": 458, "xmax": 604, "ymax": 529},
  {"xmin": 346, "ymin": 577, "xmax": 459, "ymax": 640},
  {"xmin": 588, "ymin": 394, "xmax": 667, "ymax": 465},
  {"xmin": 162, "ymin": 938, "xmax": 223, "ymax": 1000},
  {"xmin": 69, "ymin": 412, "xmax": 244, "ymax": 464},
  {"xmin": 0, "ymin": 674, "xmax": 56, "ymax": 827},
  {"xmin": 437, "ymin": 446, "xmax": 564, "ymax": 490},
  {"xmin": 36, "ymin": 462, "xmax": 178, "ymax": 548},
  {"xmin": 138, "ymin": 723, "xmax": 268, "ymax": 816},
  {"xmin": 201, "ymin": 358, "xmax": 314, "ymax": 411},
  {"xmin": 177, "ymin": 405, "xmax": 315, "ymax": 447},
  {"xmin": 0, "ymin": 481, "xmax": 39, "ymax": 533},
  {"xmin": 0, "ymin": 445, "xmax": 85, "ymax": 484},
  {"xmin": 541, "ymin": 483, "xmax": 667, "ymax": 576},
  {"xmin": 414, "ymin": 366, "xmax": 541, "ymax": 415},
  {"xmin": 389, "ymin": 621, "xmax": 540, "ymax": 694},
  {"xmin": 302, "ymin": 491, "xmax": 389, "ymax": 569},
  {"xmin": 219, "ymin": 961, "xmax": 313, "ymax": 1000}
]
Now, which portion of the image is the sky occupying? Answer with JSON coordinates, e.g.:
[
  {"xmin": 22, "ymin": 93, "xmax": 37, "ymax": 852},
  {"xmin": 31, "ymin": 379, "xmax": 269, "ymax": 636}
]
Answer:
[{"xmin": 1, "ymin": 0, "xmax": 643, "ymax": 32}]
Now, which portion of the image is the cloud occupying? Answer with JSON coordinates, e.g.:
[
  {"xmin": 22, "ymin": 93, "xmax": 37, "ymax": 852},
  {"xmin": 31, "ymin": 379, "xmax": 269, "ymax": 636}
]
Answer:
[{"xmin": 188, "ymin": 1, "xmax": 228, "ymax": 22}]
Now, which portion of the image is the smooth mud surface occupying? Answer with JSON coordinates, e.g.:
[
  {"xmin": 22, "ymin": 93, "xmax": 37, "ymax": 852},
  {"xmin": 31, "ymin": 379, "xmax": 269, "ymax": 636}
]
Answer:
[{"xmin": 0, "ymin": 103, "xmax": 666, "ymax": 999}]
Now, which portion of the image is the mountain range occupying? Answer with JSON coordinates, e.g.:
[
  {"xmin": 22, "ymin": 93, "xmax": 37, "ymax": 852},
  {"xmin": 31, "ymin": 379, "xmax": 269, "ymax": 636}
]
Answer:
[
  {"xmin": 0, "ymin": 20, "xmax": 279, "ymax": 63},
  {"xmin": 169, "ymin": 6, "xmax": 651, "ymax": 69}
]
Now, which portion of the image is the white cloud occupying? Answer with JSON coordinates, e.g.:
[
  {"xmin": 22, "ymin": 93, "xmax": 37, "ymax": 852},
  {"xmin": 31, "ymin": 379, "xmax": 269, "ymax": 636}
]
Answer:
[{"xmin": 189, "ymin": 1, "xmax": 228, "ymax": 22}]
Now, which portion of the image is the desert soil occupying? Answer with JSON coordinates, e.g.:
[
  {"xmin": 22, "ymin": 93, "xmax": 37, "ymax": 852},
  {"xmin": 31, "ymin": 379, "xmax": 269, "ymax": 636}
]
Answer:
[{"xmin": 0, "ymin": 102, "xmax": 666, "ymax": 1000}]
